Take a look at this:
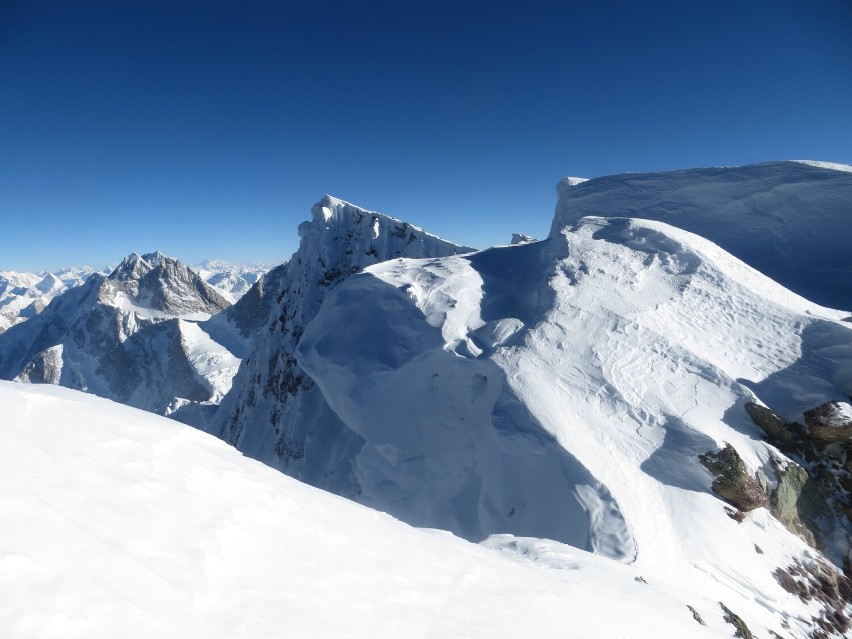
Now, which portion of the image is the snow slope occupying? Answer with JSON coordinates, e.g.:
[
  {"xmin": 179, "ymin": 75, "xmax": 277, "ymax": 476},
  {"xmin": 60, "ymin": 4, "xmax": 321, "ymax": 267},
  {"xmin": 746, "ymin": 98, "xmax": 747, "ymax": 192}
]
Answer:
[
  {"xmin": 550, "ymin": 161, "xmax": 852, "ymax": 309},
  {"xmin": 298, "ymin": 215, "xmax": 852, "ymax": 637},
  {"xmin": 0, "ymin": 381, "xmax": 742, "ymax": 639}
]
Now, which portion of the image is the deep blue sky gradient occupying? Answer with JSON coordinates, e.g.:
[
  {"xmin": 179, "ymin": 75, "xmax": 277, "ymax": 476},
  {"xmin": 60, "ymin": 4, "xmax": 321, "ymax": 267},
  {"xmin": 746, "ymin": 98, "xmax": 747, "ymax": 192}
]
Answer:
[{"xmin": 1, "ymin": 0, "xmax": 850, "ymax": 270}]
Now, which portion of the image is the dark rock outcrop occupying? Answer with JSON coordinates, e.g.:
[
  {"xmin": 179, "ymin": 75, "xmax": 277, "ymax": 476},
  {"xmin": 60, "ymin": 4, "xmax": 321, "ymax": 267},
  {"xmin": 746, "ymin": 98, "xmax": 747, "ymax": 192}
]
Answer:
[
  {"xmin": 699, "ymin": 444, "xmax": 767, "ymax": 513},
  {"xmin": 745, "ymin": 401, "xmax": 852, "ymax": 577}
]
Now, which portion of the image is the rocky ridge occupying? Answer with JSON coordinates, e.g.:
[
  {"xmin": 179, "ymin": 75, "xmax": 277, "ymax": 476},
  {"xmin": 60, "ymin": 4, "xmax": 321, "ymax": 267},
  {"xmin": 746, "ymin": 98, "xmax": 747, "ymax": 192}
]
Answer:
[
  {"xmin": 0, "ymin": 252, "xmax": 237, "ymax": 415},
  {"xmin": 209, "ymin": 196, "xmax": 474, "ymax": 495}
]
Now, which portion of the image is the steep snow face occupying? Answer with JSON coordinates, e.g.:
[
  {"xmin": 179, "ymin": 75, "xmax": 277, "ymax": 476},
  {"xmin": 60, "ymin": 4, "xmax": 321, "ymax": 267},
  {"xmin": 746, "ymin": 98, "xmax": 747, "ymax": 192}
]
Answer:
[
  {"xmin": 550, "ymin": 161, "xmax": 852, "ymax": 309},
  {"xmin": 0, "ymin": 253, "xmax": 236, "ymax": 416},
  {"xmin": 1, "ymin": 381, "xmax": 758, "ymax": 639},
  {"xmin": 299, "ymin": 216, "xmax": 851, "ymax": 636},
  {"xmin": 211, "ymin": 196, "xmax": 474, "ymax": 495}
]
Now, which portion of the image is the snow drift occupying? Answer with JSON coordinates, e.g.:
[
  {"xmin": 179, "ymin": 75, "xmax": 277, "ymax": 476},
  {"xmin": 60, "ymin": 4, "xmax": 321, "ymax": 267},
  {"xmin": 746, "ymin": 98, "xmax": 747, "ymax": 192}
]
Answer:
[
  {"xmin": 299, "ymin": 213, "xmax": 852, "ymax": 636},
  {"xmin": 551, "ymin": 160, "xmax": 852, "ymax": 309}
]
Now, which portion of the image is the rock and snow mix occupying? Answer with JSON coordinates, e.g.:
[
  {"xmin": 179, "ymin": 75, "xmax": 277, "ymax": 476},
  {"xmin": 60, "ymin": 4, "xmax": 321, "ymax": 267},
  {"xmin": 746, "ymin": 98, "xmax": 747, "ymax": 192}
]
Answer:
[
  {"xmin": 298, "ymin": 214, "xmax": 851, "ymax": 636},
  {"xmin": 2, "ymin": 161, "xmax": 851, "ymax": 637},
  {"xmin": 0, "ymin": 252, "xmax": 238, "ymax": 418},
  {"xmin": 210, "ymin": 196, "xmax": 475, "ymax": 487}
]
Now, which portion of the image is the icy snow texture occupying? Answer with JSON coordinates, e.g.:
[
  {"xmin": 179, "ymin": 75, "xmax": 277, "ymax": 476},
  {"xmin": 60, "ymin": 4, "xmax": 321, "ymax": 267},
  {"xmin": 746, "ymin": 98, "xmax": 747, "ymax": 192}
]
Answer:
[
  {"xmin": 551, "ymin": 160, "xmax": 852, "ymax": 309},
  {"xmin": 1, "ymin": 381, "xmax": 766, "ymax": 639},
  {"xmin": 298, "ymin": 214, "xmax": 851, "ymax": 635}
]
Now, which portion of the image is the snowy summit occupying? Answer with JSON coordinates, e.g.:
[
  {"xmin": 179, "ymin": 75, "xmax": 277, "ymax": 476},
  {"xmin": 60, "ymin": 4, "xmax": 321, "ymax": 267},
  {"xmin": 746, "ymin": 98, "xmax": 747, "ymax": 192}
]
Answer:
[{"xmin": 1, "ymin": 161, "xmax": 851, "ymax": 638}]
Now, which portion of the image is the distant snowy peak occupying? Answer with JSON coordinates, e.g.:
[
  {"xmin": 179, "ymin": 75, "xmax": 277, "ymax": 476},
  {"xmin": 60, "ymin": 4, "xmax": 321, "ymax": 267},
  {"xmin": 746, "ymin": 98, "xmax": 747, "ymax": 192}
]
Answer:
[
  {"xmin": 193, "ymin": 259, "xmax": 272, "ymax": 303},
  {"xmin": 0, "ymin": 266, "xmax": 105, "ymax": 333},
  {"xmin": 0, "ymin": 250, "xmax": 238, "ymax": 418},
  {"xmin": 552, "ymin": 160, "xmax": 852, "ymax": 309},
  {"xmin": 102, "ymin": 251, "xmax": 230, "ymax": 316}
]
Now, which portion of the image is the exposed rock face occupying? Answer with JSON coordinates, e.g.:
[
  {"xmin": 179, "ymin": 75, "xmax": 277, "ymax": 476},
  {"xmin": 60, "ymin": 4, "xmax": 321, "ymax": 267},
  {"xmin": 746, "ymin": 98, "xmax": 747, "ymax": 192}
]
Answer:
[
  {"xmin": 210, "ymin": 196, "xmax": 474, "ymax": 494},
  {"xmin": 745, "ymin": 402, "xmax": 813, "ymax": 457},
  {"xmin": 774, "ymin": 556, "xmax": 852, "ymax": 638},
  {"xmin": 0, "ymin": 252, "xmax": 238, "ymax": 416},
  {"xmin": 15, "ymin": 344, "xmax": 63, "ymax": 384},
  {"xmin": 102, "ymin": 252, "xmax": 230, "ymax": 315},
  {"xmin": 745, "ymin": 401, "xmax": 851, "ymax": 575},
  {"xmin": 221, "ymin": 263, "xmax": 289, "ymax": 341},
  {"xmin": 698, "ymin": 444, "xmax": 767, "ymax": 513},
  {"xmin": 804, "ymin": 401, "xmax": 852, "ymax": 445},
  {"xmin": 769, "ymin": 457, "xmax": 831, "ymax": 549},
  {"xmin": 720, "ymin": 602, "xmax": 754, "ymax": 639}
]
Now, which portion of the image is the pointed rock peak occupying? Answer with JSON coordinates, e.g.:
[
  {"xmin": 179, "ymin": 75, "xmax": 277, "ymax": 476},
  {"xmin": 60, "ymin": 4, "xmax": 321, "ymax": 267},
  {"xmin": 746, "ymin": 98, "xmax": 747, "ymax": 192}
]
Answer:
[
  {"xmin": 110, "ymin": 253, "xmax": 153, "ymax": 282},
  {"xmin": 35, "ymin": 272, "xmax": 62, "ymax": 293},
  {"xmin": 511, "ymin": 233, "xmax": 537, "ymax": 245},
  {"xmin": 141, "ymin": 251, "xmax": 172, "ymax": 268}
]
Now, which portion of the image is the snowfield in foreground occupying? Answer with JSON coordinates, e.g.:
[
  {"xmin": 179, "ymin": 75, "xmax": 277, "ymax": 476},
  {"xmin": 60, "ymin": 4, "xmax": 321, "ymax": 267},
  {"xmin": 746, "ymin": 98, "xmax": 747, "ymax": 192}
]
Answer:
[{"xmin": 1, "ymin": 381, "xmax": 775, "ymax": 639}]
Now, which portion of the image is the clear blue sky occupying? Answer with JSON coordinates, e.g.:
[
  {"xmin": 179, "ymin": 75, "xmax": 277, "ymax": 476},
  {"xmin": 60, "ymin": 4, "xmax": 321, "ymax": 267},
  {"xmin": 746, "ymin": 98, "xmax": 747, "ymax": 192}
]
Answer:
[{"xmin": 1, "ymin": 0, "xmax": 850, "ymax": 271}]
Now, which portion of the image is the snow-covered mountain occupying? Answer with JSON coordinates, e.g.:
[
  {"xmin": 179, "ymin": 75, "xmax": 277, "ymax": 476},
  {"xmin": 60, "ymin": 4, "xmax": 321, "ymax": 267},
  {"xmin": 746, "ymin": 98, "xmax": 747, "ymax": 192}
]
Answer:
[
  {"xmin": 208, "ymin": 196, "xmax": 475, "ymax": 492},
  {"xmin": 297, "ymin": 213, "xmax": 851, "ymax": 636},
  {"xmin": 195, "ymin": 163, "xmax": 851, "ymax": 637},
  {"xmin": 0, "ymin": 252, "xmax": 237, "ymax": 416},
  {"xmin": 193, "ymin": 259, "xmax": 272, "ymax": 303},
  {"xmin": 3, "ymin": 381, "xmax": 759, "ymax": 639},
  {"xmin": 551, "ymin": 160, "xmax": 852, "ymax": 309},
  {"xmin": 3, "ymin": 162, "xmax": 849, "ymax": 637},
  {"xmin": 0, "ymin": 266, "xmax": 104, "ymax": 333}
]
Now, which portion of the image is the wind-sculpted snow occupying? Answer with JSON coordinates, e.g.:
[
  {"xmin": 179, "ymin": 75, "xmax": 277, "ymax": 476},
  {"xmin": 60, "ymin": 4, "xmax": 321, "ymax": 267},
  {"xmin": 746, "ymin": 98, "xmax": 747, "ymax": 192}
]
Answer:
[
  {"xmin": 299, "ymin": 215, "xmax": 852, "ymax": 636},
  {"xmin": 551, "ymin": 161, "xmax": 852, "ymax": 309},
  {"xmin": 298, "ymin": 250, "xmax": 636, "ymax": 559},
  {"xmin": 2, "ymin": 381, "xmax": 760, "ymax": 639},
  {"xmin": 211, "ymin": 196, "xmax": 474, "ymax": 496}
]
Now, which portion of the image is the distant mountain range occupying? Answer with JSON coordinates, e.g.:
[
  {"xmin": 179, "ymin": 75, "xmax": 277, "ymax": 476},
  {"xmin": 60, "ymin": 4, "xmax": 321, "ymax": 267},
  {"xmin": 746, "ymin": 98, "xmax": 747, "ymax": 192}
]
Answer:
[{"xmin": 1, "ymin": 161, "xmax": 850, "ymax": 638}]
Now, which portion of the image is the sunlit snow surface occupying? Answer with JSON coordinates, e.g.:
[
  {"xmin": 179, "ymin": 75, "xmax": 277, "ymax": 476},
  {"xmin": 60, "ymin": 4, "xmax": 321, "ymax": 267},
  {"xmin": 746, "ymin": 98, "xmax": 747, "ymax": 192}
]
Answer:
[
  {"xmin": 1, "ymin": 381, "xmax": 738, "ymax": 639},
  {"xmin": 550, "ymin": 161, "xmax": 852, "ymax": 309},
  {"xmin": 299, "ymin": 215, "xmax": 852, "ymax": 637}
]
